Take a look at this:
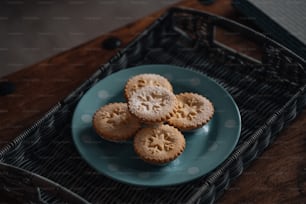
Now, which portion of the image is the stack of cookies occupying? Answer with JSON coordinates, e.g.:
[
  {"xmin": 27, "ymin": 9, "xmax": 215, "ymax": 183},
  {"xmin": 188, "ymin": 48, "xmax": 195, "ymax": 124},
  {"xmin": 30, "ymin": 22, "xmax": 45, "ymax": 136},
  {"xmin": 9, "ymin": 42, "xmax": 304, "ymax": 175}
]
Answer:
[{"xmin": 93, "ymin": 73, "xmax": 214, "ymax": 165}]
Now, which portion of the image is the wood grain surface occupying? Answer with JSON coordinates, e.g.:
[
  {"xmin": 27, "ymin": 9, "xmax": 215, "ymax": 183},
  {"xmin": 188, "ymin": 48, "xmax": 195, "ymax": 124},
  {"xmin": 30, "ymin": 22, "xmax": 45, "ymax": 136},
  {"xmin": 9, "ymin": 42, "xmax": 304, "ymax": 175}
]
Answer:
[{"xmin": 0, "ymin": 0, "xmax": 305, "ymax": 203}]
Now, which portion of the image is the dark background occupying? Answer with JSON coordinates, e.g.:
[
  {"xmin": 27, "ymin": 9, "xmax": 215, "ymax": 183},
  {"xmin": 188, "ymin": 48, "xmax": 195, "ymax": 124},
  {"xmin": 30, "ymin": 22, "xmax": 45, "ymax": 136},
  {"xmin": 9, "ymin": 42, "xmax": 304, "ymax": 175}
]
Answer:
[{"xmin": 0, "ymin": 0, "xmax": 179, "ymax": 77}]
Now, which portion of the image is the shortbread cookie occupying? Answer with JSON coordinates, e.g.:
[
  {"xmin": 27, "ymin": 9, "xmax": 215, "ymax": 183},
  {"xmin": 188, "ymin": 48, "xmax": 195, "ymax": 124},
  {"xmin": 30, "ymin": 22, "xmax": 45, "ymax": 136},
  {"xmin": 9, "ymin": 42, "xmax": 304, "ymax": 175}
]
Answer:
[
  {"xmin": 93, "ymin": 103, "xmax": 141, "ymax": 142},
  {"xmin": 133, "ymin": 124, "xmax": 186, "ymax": 165},
  {"xmin": 167, "ymin": 93, "xmax": 214, "ymax": 131},
  {"xmin": 124, "ymin": 73, "xmax": 173, "ymax": 99},
  {"xmin": 128, "ymin": 86, "xmax": 176, "ymax": 123}
]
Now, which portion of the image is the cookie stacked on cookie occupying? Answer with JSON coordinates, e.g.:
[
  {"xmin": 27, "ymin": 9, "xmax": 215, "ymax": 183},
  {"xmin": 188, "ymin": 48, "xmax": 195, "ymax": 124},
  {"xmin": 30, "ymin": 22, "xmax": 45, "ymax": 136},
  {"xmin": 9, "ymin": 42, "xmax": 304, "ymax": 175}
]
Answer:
[{"xmin": 92, "ymin": 73, "xmax": 214, "ymax": 165}]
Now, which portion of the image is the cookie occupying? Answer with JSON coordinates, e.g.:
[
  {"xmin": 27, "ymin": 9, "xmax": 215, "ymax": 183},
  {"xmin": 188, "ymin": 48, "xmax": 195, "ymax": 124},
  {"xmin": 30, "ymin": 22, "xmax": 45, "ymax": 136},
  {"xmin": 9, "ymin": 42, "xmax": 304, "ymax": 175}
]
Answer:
[
  {"xmin": 133, "ymin": 124, "xmax": 186, "ymax": 165},
  {"xmin": 167, "ymin": 93, "xmax": 214, "ymax": 131},
  {"xmin": 128, "ymin": 86, "xmax": 177, "ymax": 123},
  {"xmin": 92, "ymin": 103, "xmax": 141, "ymax": 142},
  {"xmin": 124, "ymin": 73, "xmax": 173, "ymax": 100}
]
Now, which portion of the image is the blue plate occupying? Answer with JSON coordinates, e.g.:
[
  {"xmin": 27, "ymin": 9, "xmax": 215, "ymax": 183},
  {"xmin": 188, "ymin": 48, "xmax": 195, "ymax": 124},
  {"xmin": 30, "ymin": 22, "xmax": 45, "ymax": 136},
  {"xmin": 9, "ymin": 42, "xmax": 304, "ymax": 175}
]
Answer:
[{"xmin": 72, "ymin": 64, "xmax": 241, "ymax": 186}]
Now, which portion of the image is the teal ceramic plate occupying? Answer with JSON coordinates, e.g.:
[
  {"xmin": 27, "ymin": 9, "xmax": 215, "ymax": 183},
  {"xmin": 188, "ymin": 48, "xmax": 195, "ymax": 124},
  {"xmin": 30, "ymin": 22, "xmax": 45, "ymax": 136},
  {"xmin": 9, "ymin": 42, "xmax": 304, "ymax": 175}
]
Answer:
[{"xmin": 72, "ymin": 64, "xmax": 241, "ymax": 186}]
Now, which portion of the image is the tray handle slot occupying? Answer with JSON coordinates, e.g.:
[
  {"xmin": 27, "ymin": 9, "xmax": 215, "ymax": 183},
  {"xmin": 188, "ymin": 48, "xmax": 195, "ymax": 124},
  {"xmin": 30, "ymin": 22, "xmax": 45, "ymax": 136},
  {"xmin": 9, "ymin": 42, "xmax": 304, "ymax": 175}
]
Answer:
[
  {"xmin": 211, "ymin": 23, "xmax": 263, "ymax": 64},
  {"xmin": 170, "ymin": 8, "xmax": 263, "ymax": 63},
  {"xmin": 210, "ymin": 18, "xmax": 306, "ymax": 87},
  {"xmin": 170, "ymin": 7, "xmax": 306, "ymax": 85}
]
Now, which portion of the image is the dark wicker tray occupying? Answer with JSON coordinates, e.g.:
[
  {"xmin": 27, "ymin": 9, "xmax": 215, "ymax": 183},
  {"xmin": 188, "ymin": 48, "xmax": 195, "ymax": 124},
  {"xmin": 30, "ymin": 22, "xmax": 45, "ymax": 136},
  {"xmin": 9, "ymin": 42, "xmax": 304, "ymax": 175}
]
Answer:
[{"xmin": 1, "ymin": 7, "xmax": 305, "ymax": 203}]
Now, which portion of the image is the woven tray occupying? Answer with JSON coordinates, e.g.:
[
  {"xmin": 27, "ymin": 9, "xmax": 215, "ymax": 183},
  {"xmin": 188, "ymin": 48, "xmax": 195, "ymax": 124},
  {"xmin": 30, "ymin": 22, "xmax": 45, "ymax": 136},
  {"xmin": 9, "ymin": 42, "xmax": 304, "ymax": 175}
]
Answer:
[{"xmin": 1, "ymin": 7, "xmax": 305, "ymax": 203}]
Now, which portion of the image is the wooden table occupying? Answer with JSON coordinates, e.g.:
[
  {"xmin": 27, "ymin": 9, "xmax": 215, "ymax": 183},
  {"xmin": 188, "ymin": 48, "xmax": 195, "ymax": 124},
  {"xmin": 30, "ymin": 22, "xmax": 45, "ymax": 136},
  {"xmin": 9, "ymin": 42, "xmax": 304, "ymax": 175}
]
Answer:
[{"xmin": 1, "ymin": 0, "xmax": 305, "ymax": 203}]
